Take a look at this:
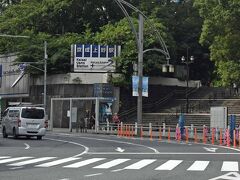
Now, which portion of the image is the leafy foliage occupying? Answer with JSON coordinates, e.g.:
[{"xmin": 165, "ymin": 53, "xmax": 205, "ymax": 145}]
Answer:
[{"xmin": 0, "ymin": 0, "xmax": 213, "ymax": 85}]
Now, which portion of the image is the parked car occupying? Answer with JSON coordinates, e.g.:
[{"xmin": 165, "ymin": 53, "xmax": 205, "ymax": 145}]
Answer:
[{"xmin": 1, "ymin": 106, "xmax": 47, "ymax": 140}]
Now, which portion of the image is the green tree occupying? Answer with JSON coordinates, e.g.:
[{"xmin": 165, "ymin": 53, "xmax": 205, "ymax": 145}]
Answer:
[{"xmin": 194, "ymin": 0, "xmax": 240, "ymax": 86}]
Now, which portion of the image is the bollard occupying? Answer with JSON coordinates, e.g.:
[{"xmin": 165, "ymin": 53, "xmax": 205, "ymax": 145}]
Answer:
[
  {"xmin": 227, "ymin": 129, "xmax": 230, "ymax": 147},
  {"xmin": 131, "ymin": 126, "xmax": 134, "ymax": 138},
  {"xmin": 211, "ymin": 128, "xmax": 215, "ymax": 145},
  {"xmin": 202, "ymin": 125, "xmax": 206, "ymax": 144},
  {"xmin": 149, "ymin": 123, "xmax": 152, "ymax": 137},
  {"xmin": 150, "ymin": 126, "xmax": 153, "ymax": 141},
  {"xmin": 190, "ymin": 124, "xmax": 194, "ymax": 138},
  {"xmin": 219, "ymin": 128, "xmax": 222, "ymax": 145},
  {"xmin": 107, "ymin": 121, "xmax": 109, "ymax": 133},
  {"xmin": 233, "ymin": 130, "xmax": 236, "ymax": 148},
  {"xmin": 117, "ymin": 124, "xmax": 120, "ymax": 136},
  {"xmin": 215, "ymin": 127, "xmax": 219, "ymax": 140},
  {"xmin": 159, "ymin": 127, "xmax": 162, "ymax": 141},
  {"xmin": 135, "ymin": 122, "xmax": 138, "ymax": 136},
  {"xmin": 239, "ymin": 131, "xmax": 240, "ymax": 149},
  {"xmin": 140, "ymin": 126, "xmax": 143, "ymax": 139},
  {"xmin": 163, "ymin": 123, "xmax": 166, "ymax": 136},
  {"xmin": 168, "ymin": 127, "xmax": 171, "ymax": 142},
  {"xmin": 127, "ymin": 125, "xmax": 130, "ymax": 138},
  {"xmin": 185, "ymin": 127, "xmax": 189, "ymax": 144},
  {"xmin": 177, "ymin": 127, "xmax": 181, "ymax": 143},
  {"xmin": 194, "ymin": 128, "xmax": 198, "ymax": 143}
]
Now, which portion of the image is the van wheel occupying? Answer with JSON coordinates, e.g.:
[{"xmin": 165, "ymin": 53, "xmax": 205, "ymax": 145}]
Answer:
[
  {"xmin": 2, "ymin": 127, "xmax": 8, "ymax": 138},
  {"xmin": 13, "ymin": 128, "xmax": 18, "ymax": 139},
  {"xmin": 37, "ymin": 136, "xmax": 42, "ymax": 140}
]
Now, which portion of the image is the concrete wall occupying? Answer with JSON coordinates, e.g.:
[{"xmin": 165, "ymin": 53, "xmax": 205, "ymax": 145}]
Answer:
[{"xmin": 31, "ymin": 73, "xmax": 109, "ymax": 85}]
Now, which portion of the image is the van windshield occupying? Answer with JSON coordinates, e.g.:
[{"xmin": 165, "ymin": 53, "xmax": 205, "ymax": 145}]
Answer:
[{"xmin": 21, "ymin": 108, "xmax": 44, "ymax": 119}]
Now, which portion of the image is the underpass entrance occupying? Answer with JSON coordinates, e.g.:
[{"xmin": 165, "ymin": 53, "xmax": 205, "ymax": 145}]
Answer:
[{"xmin": 50, "ymin": 97, "xmax": 115, "ymax": 132}]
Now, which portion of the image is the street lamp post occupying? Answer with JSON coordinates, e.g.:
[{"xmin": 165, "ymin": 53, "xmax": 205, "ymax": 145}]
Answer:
[{"xmin": 181, "ymin": 50, "xmax": 194, "ymax": 113}]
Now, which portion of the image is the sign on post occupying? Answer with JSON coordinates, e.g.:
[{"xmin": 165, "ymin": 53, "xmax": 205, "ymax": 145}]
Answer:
[
  {"xmin": 72, "ymin": 44, "xmax": 121, "ymax": 72},
  {"xmin": 132, "ymin": 76, "xmax": 149, "ymax": 97}
]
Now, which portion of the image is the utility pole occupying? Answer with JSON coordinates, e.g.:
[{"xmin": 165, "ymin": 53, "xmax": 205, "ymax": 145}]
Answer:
[
  {"xmin": 44, "ymin": 41, "xmax": 47, "ymax": 116},
  {"xmin": 137, "ymin": 14, "xmax": 144, "ymax": 126}
]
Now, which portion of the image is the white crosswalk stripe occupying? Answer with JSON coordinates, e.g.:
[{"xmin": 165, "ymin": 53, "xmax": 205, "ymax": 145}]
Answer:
[
  {"xmin": 0, "ymin": 157, "xmax": 33, "ymax": 164},
  {"xmin": 221, "ymin": 161, "xmax": 239, "ymax": 172},
  {"xmin": 8, "ymin": 157, "xmax": 57, "ymax": 166},
  {"xmin": 0, "ymin": 156, "xmax": 239, "ymax": 173},
  {"xmin": 35, "ymin": 157, "xmax": 80, "ymax": 167},
  {"xmin": 187, "ymin": 161, "xmax": 210, "ymax": 171},
  {"xmin": 63, "ymin": 158, "xmax": 105, "ymax": 168},
  {"xmin": 0, "ymin": 156, "xmax": 11, "ymax": 160},
  {"xmin": 155, "ymin": 160, "xmax": 183, "ymax": 170},
  {"xmin": 124, "ymin": 159, "xmax": 156, "ymax": 170},
  {"xmin": 93, "ymin": 159, "xmax": 130, "ymax": 169}
]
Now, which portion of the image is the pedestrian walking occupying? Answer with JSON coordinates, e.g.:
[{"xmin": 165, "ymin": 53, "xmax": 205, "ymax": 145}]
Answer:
[{"xmin": 233, "ymin": 83, "xmax": 238, "ymax": 96}]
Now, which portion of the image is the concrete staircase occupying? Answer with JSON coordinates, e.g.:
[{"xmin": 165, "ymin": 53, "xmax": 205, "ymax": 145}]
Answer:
[{"xmin": 142, "ymin": 86, "xmax": 240, "ymax": 127}]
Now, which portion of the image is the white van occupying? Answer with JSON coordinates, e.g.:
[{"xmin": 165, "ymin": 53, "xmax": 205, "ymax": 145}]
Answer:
[{"xmin": 1, "ymin": 106, "xmax": 47, "ymax": 140}]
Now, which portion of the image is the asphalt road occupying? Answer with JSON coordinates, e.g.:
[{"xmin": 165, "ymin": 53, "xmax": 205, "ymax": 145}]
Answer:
[{"xmin": 0, "ymin": 131, "xmax": 240, "ymax": 180}]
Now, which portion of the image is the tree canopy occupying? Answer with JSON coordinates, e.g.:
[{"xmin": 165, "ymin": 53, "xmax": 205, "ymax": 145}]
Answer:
[{"xmin": 0, "ymin": 0, "xmax": 214, "ymax": 86}]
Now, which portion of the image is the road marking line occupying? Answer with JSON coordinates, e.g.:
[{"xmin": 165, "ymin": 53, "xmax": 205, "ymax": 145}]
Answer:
[
  {"xmin": 45, "ymin": 138, "xmax": 89, "ymax": 158},
  {"xmin": 0, "ymin": 156, "xmax": 11, "ymax": 159},
  {"xmin": 9, "ymin": 167, "xmax": 23, "ymax": 170},
  {"xmin": 84, "ymin": 173, "xmax": 102, "ymax": 177},
  {"xmin": 221, "ymin": 161, "xmax": 239, "ymax": 171},
  {"xmin": 64, "ymin": 158, "xmax": 105, "ymax": 168},
  {"xmin": 155, "ymin": 160, "xmax": 183, "ymax": 170},
  {"xmin": 93, "ymin": 159, "xmax": 130, "ymax": 169},
  {"xmin": 86, "ymin": 152, "xmax": 240, "ymax": 155},
  {"xmin": 124, "ymin": 159, "xmax": 156, "ymax": 170},
  {"xmin": 35, "ymin": 157, "xmax": 80, "ymax": 167},
  {"xmin": 8, "ymin": 157, "xmax": 57, "ymax": 166},
  {"xmin": 51, "ymin": 134, "xmax": 159, "ymax": 153},
  {"xmin": 111, "ymin": 169, "xmax": 124, "ymax": 172},
  {"xmin": 24, "ymin": 143, "xmax": 30, "ymax": 150},
  {"xmin": 187, "ymin": 161, "xmax": 210, "ymax": 171},
  {"xmin": 0, "ymin": 157, "xmax": 33, "ymax": 164}
]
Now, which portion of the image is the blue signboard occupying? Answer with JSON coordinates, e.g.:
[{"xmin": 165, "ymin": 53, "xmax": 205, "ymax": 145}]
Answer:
[
  {"xmin": 84, "ymin": 44, "xmax": 91, "ymax": 57},
  {"xmin": 100, "ymin": 45, "xmax": 107, "ymax": 58},
  {"xmin": 108, "ymin": 45, "xmax": 115, "ymax": 58},
  {"xmin": 92, "ymin": 45, "xmax": 99, "ymax": 58},
  {"xmin": 73, "ymin": 44, "xmax": 121, "ymax": 72},
  {"xmin": 75, "ymin": 44, "xmax": 83, "ymax": 57}
]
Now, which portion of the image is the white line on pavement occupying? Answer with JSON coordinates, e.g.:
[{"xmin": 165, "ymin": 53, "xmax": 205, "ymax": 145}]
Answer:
[
  {"xmin": 0, "ymin": 157, "xmax": 33, "ymax": 164},
  {"xmin": 124, "ymin": 159, "xmax": 156, "ymax": 170},
  {"xmin": 24, "ymin": 143, "xmax": 30, "ymax": 150},
  {"xmin": 63, "ymin": 158, "xmax": 105, "ymax": 168},
  {"xmin": 155, "ymin": 160, "xmax": 183, "ymax": 170},
  {"xmin": 51, "ymin": 133, "xmax": 159, "ymax": 153},
  {"xmin": 45, "ymin": 138, "xmax": 89, "ymax": 157},
  {"xmin": 8, "ymin": 157, "xmax": 57, "ymax": 166},
  {"xmin": 86, "ymin": 152, "xmax": 240, "ymax": 155},
  {"xmin": 187, "ymin": 161, "xmax": 210, "ymax": 171},
  {"xmin": 221, "ymin": 161, "xmax": 239, "ymax": 171},
  {"xmin": 35, "ymin": 157, "xmax": 80, "ymax": 167},
  {"xmin": 84, "ymin": 173, "xmax": 103, "ymax": 177},
  {"xmin": 93, "ymin": 159, "xmax": 130, "ymax": 169}
]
